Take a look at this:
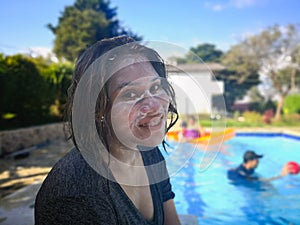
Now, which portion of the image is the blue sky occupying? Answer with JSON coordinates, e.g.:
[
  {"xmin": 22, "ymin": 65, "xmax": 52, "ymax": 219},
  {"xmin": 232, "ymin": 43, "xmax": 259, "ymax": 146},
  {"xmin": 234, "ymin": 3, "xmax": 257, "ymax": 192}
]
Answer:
[{"xmin": 0, "ymin": 0, "xmax": 299, "ymax": 56}]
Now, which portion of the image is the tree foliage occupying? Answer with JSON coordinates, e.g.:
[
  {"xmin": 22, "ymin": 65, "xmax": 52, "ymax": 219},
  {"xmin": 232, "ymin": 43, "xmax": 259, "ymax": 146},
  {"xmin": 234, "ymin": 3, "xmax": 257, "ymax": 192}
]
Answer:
[
  {"xmin": 190, "ymin": 44, "xmax": 223, "ymax": 62},
  {"xmin": 28, "ymin": 56, "xmax": 73, "ymax": 113},
  {"xmin": 49, "ymin": 0, "xmax": 141, "ymax": 62},
  {"xmin": 43, "ymin": 62, "xmax": 73, "ymax": 114},
  {"xmin": 0, "ymin": 55, "xmax": 56, "ymax": 127},
  {"xmin": 236, "ymin": 24, "xmax": 300, "ymax": 120},
  {"xmin": 0, "ymin": 54, "xmax": 7, "ymax": 117},
  {"xmin": 215, "ymin": 44, "xmax": 260, "ymax": 111},
  {"xmin": 249, "ymin": 86, "xmax": 265, "ymax": 103},
  {"xmin": 176, "ymin": 43, "xmax": 223, "ymax": 64},
  {"xmin": 0, "ymin": 54, "xmax": 74, "ymax": 129},
  {"xmin": 283, "ymin": 94, "xmax": 300, "ymax": 114}
]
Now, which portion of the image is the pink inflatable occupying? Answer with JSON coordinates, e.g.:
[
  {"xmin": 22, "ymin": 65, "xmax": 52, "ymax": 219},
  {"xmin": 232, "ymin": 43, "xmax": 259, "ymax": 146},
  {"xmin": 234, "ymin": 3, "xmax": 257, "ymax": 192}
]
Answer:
[{"xmin": 182, "ymin": 129, "xmax": 200, "ymax": 138}]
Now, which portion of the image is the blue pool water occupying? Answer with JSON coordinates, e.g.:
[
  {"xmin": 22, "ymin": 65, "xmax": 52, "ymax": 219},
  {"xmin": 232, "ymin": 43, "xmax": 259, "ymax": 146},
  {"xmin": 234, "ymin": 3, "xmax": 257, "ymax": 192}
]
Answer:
[{"xmin": 164, "ymin": 135, "xmax": 300, "ymax": 224}]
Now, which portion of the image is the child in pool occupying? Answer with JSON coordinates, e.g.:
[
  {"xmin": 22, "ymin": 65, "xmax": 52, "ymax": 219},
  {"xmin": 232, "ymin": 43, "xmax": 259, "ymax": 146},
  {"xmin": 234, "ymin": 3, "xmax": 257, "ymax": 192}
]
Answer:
[{"xmin": 179, "ymin": 116, "xmax": 205, "ymax": 141}]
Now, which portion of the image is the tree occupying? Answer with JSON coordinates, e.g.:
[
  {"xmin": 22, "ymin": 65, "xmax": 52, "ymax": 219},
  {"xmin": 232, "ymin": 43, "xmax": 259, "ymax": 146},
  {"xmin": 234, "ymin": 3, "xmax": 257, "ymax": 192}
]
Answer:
[
  {"xmin": 215, "ymin": 44, "xmax": 260, "ymax": 111},
  {"xmin": 238, "ymin": 24, "xmax": 300, "ymax": 120},
  {"xmin": 283, "ymin": 94, "xmax": 300, "ymax": 114},
  {"xmin": 43, "ymin": 62, "xmax": 73, "ymax": 116},
  {"xmin": 249, "ymin": 86, "xmax": 265, "ymax": 103},
  {"xmin": 190, "ymin": 43, "xmax": 223, "ymax": 62},
  {"xmin": 0, "ymin": 54, "xmax": 6, "ymax": 117},
  {"xmin": 176, "ymin": 43, "xmax": 223, "ymax": 64},
  {"xmin": 29, "ymin": 56, "xmax": 73, "ymax": 117},
  {"xmin": 49, "ymin": 0, "xmax": 141, "ymax": 62},
  {"xmin": 248, "ymin": 86, "xmax": 277, "ymax": 113},
  {"xmin": 0, "ymin": 55, "xmax": 56, "ymax": 127}
]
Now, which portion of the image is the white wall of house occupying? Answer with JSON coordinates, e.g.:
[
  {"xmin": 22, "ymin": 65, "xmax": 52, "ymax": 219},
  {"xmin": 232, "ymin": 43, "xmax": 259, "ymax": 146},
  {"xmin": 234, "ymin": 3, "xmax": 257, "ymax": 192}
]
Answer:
[{"xmin": 168, "ymin": 70, "xmax": 224, "ymax": 114}]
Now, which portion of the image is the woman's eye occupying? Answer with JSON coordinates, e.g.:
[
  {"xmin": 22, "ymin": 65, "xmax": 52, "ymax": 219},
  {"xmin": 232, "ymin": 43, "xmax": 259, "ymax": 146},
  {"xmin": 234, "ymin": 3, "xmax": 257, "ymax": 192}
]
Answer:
[
  {"xmin": 122, "ymin": 91, "xmax": 138, "ymax": 100},
  {"xmin": 150, "ymin": 83, "xmax": 161, "ymax": 94}
]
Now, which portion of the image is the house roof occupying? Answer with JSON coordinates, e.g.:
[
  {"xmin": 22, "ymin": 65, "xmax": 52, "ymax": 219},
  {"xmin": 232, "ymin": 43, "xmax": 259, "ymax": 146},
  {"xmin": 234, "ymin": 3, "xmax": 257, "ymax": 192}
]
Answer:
[{"xmin": 166, "ymin": 63, "xmax": 225, "ymax": 73}]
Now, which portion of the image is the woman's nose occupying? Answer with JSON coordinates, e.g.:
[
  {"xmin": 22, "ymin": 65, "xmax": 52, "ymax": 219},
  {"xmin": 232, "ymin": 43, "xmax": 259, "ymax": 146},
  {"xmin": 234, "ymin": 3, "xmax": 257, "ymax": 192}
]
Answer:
[{"xmin": 139, "ymin": 96, "xmax": 160, "ymax": 114}]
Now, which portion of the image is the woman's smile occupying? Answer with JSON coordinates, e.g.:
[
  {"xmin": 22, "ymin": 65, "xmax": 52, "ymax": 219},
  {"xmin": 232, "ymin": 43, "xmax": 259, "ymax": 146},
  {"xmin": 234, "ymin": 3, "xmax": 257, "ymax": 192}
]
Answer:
[{"xmin": 137, "ymin": 114, "xmax": 164, "ymax": 128}]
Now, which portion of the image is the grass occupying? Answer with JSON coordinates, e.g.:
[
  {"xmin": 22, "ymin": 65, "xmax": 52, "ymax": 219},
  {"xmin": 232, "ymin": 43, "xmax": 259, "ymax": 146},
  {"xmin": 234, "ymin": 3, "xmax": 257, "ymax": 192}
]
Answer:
[{"xmin": 197, "ymin": 114, "xmax": 300, "ymax": 128}]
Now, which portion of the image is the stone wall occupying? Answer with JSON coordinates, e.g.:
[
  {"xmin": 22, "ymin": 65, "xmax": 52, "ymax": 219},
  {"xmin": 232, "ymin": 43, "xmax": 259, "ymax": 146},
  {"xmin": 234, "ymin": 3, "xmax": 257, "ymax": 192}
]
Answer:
[{"xmin": 0, "ymin": 123, "xmax": 65, "ymax": 157}]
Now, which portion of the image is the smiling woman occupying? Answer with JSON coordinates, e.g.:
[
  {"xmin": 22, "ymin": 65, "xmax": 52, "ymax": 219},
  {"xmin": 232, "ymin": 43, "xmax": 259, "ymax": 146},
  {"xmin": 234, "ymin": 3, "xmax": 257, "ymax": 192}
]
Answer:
[{"xmin": 34, "ymin": 36, "xmax": 181, "ymax": 225}]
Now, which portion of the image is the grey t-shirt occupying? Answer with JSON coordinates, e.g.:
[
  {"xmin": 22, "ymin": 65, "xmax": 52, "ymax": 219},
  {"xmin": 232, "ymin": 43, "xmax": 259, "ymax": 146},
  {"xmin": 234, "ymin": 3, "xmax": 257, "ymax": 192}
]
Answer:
[{"xmin": 34, "ymin": 147, "xmax": 175, "ymax": 225}]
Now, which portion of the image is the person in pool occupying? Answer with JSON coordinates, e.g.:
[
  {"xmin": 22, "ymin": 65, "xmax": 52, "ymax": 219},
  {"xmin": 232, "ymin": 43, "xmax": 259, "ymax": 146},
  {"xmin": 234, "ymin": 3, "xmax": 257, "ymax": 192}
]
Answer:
[
  {"xmin": 227, "ymin": 150, "xmax": 289, "ymax": 182},
  {"xmin": 179, "ymin": 116, "xmax": 205, "ymax": 141},
  {"xmin": 35, "ymin": 36, "xmax": 181, "ymax": 225}
]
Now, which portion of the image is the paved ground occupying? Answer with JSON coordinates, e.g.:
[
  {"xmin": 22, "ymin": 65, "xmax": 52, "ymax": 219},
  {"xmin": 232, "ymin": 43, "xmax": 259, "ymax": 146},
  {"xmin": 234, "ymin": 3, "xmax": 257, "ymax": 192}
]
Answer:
[
  {"xmin": 0, "ymin": 140, "xmax": 72, "ymax": 225},
  {"xmin": 0, "ymin": 140, "xmax": 72, "ymax": 199},
  {"xmin": 0, "ymin": 182, "xmax": 41, "ymax": 225}
]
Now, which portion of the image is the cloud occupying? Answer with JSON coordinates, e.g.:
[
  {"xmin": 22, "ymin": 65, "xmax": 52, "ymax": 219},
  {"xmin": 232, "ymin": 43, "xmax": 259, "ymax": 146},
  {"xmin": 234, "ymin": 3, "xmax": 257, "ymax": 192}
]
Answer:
[
  {"xmin": 28, "ymin": 47, "xmax": 58, "ymax": 62},
  {"xmin": 211, "ymin": 4, "xmax": 224, "ymax": 11},
  {"xmin": 205, "ymin": 0, "xmax": 265, "ymax": 11},
  {"xmin": 28, "ymin": 47, "xmax": 52, "ymax": 57},
  {"xmin": 0, "ymin": 45, "xmax": 58, "ymax": 62},
  {"xmin": 231, "ymin": 0, "xmax": 257, "ymax": 8},
  {"xmin": 204, "ymin": 2, "xmax": 226, "ymax": 11}
]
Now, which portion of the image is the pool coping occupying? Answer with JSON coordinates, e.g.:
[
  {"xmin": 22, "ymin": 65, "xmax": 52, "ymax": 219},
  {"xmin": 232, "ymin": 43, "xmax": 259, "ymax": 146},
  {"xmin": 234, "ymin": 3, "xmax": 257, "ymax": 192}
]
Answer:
[{"xmin": 235, "ymin": 129, "xmax": 300, "ymax": 141}]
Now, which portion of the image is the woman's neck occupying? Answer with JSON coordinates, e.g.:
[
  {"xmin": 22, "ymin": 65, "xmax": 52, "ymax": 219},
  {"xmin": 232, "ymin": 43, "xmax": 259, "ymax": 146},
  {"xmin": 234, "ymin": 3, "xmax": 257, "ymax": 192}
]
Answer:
[
  {"xmin": 107, "ymin": 143, "xmax": 150, "ymax": 186},
  {"xmin": 109, "ymin": 144, "xmax": 143, "ymax": 166}
]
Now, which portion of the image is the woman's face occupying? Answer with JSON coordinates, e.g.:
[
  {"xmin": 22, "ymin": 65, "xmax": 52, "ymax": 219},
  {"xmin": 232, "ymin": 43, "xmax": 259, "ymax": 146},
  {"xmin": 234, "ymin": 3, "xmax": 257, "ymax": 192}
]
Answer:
[{"xmin": 107, "ymin": 61, "xmax": 170, "ymax": 149}]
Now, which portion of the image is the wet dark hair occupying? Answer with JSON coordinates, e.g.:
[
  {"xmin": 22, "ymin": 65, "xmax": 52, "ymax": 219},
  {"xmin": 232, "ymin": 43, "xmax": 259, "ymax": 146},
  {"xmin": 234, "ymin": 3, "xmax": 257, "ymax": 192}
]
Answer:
[{"xmin": 64, "ymin": 35, "xmax": 178, "ymax": 151}]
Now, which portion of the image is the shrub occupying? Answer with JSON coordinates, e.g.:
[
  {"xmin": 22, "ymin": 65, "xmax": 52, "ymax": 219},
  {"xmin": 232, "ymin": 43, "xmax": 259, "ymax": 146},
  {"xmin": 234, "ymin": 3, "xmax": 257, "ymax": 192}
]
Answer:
[
  {"xmin": 284, "ymin": 95, "xmax": 300, "ymax": 114},
  {"xmin": 242, "ymin": 111, "xmax": 263, "ymax": 124},
  {"xmin": 248, "ymin": 100, "xmax": 276, "ymax": 113},
  {"xmin": 263, "ymin": 99, "xmax": 276, "ymax": 112},
  {"xmin": 272, "ymin": 114, "xmax": 300, "ymax": 126},
  {"xmin": 248, "ymin": 102, "xmax": 264, "ymax": 113},
  {"xmin": 0, "ymin": 55, "xmax": 56, "ymax": 128}
]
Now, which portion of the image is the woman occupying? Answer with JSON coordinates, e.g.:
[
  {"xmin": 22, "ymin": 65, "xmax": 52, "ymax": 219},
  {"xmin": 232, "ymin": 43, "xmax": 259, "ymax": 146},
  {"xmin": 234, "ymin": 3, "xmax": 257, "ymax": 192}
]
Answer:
[{"xmin": 35, "ymin": 36, "xmax": 181, "ymax": 225}]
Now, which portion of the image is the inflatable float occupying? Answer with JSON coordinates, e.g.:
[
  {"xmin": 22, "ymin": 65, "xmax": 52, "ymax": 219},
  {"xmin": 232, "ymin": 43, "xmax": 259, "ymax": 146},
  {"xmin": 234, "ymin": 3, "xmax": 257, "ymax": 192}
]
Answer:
[{"xmin": 166, "ymin": 128, "xmax": 235, "ymax": 145}]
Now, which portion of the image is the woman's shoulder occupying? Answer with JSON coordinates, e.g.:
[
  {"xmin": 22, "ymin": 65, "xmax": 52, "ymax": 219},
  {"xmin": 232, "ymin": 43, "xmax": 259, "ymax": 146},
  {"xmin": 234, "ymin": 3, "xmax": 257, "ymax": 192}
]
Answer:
[
  {"xmin": 47, "ymin": 148, "xmax": 90, "ymax": 178},
  {"xmin": 36, "ymin": 148, "xmax": 108, "ymax": 200}
]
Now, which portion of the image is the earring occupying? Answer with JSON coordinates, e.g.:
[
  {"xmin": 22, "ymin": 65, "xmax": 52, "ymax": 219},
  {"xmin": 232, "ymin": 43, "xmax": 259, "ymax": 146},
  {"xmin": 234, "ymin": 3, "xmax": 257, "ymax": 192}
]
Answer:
[{"xmin": 101, "ymin": 115, "xmax": 105, "ymax": 123}]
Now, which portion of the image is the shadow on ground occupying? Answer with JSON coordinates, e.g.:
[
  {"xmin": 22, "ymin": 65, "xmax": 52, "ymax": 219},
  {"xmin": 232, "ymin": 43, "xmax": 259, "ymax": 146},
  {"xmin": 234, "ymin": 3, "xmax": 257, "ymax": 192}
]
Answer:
[
  {"xmin": 0, "ymin": 140, "xmax": 73, "ymax": 225},
  {"xmin": 0, "ymin": 140, "xmax": 73, "ymax": 199}
]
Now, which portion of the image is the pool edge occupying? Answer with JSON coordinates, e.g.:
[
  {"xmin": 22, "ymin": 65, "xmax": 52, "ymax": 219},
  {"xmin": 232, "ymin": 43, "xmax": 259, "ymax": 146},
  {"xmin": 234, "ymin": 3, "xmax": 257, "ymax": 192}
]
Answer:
[{"xmin": 235, "ymin": 130, "xmax": 300, "ymax": 141}]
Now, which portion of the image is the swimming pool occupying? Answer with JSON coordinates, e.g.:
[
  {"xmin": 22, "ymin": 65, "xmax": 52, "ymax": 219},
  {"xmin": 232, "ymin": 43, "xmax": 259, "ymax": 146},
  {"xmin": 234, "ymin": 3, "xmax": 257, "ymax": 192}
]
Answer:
[{"xmin": 164, "ymin": 134, "xmax": 300, "ymax": 224}]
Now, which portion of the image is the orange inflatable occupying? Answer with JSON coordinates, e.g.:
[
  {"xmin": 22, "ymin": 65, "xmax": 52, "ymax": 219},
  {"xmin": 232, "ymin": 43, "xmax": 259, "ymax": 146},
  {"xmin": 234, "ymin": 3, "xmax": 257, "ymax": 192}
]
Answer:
[{"xmin": 166, "ymin": 128, "xmax": 235, "ymax": 145}]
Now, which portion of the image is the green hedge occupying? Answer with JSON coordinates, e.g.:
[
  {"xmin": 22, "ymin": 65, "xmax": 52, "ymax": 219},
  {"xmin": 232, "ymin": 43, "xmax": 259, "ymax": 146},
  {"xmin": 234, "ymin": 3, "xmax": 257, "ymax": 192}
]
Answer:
[
  {"xmin": 284, "ymin": 94, "xmax": 300, "ymax": 114},
  {"xmin": 0, "ymin": 54, "xmax": 73, "ymax": 130}
]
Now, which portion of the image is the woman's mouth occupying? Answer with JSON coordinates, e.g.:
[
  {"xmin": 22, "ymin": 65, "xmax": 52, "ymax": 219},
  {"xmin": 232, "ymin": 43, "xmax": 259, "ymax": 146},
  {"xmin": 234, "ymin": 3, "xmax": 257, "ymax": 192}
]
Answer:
[
  {"xmin": 126, "ymin": 113, "xmax": 167, "ymax": 143},
  {"xmin": 138, "ymin": 116, "xmax": 162, "ymax": 127},
  {"xmin": 137, "ymin": 114, "xmax": 164, "ymax": 130}
]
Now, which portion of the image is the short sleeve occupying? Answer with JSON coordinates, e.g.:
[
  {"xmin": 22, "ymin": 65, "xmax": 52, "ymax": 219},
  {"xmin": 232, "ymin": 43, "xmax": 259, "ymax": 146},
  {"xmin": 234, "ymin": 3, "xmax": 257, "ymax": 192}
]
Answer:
[
  {"xmin": 160, "ymin": 177, "xmax": 175, "ymax": 202},
  {"xmin": 141, "ymin": 147, "xmax": 175, "ymax": 202},
  {"xmin": 155, "ymin": 148, "xmax": 175, "ymax": 202}
]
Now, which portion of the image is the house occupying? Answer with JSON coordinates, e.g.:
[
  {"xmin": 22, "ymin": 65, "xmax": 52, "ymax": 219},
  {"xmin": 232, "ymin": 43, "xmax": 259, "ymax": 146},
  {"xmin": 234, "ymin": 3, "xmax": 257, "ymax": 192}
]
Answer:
[
  {"xmin": 166, "ymin": 63, "xmax": 225, "ymax": 115},
  {"xmin": 231, "ymin": 101, "xmax": 250, "ymax": 112}
]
